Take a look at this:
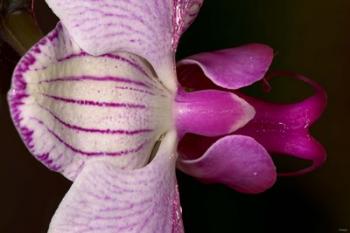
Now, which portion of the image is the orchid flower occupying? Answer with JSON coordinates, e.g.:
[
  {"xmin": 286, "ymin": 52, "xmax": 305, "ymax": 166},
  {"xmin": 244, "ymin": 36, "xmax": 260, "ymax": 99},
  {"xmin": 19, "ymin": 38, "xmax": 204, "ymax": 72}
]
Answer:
[{"xmin": 8, "ymin": 1, "xmax": 327, "ymax": 232}]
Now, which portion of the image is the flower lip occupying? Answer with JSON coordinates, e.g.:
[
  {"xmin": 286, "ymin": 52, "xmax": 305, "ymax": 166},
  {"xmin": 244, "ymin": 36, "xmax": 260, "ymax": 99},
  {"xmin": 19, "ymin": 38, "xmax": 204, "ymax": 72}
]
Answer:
[
  {"xmin": 175, "ymin": 50, "xmax": 327, "ymax": 192},
  {"xmin": 236, "ymin": 71, "xmax": 327, "ymax": 176}
]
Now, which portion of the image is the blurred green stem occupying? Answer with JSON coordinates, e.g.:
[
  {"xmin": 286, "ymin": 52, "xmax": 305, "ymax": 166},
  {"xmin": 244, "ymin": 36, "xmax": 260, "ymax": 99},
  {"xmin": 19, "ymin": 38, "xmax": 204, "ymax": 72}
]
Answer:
[{"xmin": 1, "ymin": 1, "xmax": 43, "ymax": 55}]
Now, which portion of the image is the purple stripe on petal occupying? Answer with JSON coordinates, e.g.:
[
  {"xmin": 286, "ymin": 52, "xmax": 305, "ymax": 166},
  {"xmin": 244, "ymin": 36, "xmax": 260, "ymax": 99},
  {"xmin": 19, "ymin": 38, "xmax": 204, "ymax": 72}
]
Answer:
[
  {"xmin": 8, "ymin": 23, "xmax": 172, "ymax": 180},
  {"xmin": 33, "ymin": 118, "xmax": 148, "ymax": 157},
  {"xmin": 38, "ymin": 104, "xmax": 153, "ymax": 135},
  {"xmin": 114, "ymin": 86, "xmax": 156, "ymax": 96},
  {"xmin": 237, "ymin": 71, "xmax": 327, "ymax": 175},
  {"xmin": 104, "ymin": 54, "xmax": 153, "ymax": 79},
  {"xmin": 42, "ymin": 94, "xmax": 147, "ymax": 109},
  {"xmin": 46, "ymin": 0, "xmax": 203, "ymax": 90},
  {"xmin": 39, "ymin": 75, "xmax": 153, "ymax": 89},
  {"xmin": 48, "ymin": 132, "xmax": 184, "ymax": 233},
  {"xmin": 58, "ymin": 53, "xmax": 154, "ymax": 80}
]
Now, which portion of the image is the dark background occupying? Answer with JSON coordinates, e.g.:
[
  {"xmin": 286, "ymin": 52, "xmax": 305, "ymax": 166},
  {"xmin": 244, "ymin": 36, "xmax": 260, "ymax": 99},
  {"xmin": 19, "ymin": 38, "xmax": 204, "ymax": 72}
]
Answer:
[{"xmin": 1, "ymin": 0, "xmax": 349, "ymax": 232}]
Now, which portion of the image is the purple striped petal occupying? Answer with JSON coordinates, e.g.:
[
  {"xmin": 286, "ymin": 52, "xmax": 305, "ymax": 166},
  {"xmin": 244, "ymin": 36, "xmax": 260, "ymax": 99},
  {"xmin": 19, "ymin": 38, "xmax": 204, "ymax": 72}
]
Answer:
[
  {"xmin": 177, "ymin": 134, "xmax": 277, "ymax": 194},
  {"xmin": 48, "ymin": 131, "xmax": 184, "ymax": 233},
  {"xmin": 175, "ymin": 88, "xmax": 255, "ymax": 137},
  {"xmin": 45, "ymin": 0, "xmax": 203, "ymax": 90},
  {"xmin": 237, "ymin": 72, "xmax": 327, "ymax": 175},
  {"xmin": 8, "ymin": 24, "xmax": 172, "ymax": 180},
  {"xmin": 177, "ymin": 44, "xmax": 274, "ymax": 90}
]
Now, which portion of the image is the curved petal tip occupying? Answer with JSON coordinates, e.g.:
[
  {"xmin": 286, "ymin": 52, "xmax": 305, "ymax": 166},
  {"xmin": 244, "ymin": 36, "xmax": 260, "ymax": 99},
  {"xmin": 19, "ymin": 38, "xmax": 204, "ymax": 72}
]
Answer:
[
  {"xmin": 178, "ymin": 135, "xmax": 277, "ymax": 194},
  {"xmin": 177, "ymin": 43, "xmax": 274, "ymax": 90}
]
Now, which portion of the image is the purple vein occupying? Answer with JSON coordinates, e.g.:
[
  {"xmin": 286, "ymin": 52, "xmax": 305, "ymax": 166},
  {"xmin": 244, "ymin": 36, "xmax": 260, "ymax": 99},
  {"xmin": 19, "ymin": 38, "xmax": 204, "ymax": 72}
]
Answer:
[
  {"xmin": 38, "ymin": 104, "xmax": 153, "ymax": 135},
  {"xmin": 57, "ymin": 52, "xmax": 153, "ymax": 81},
  {"xmin": 42, "ymin": 94, "xmax": 146, "ymax": 109},
  {"xmin": 114, "ymin": 86, "xmax": 155, "ymax": 96},
  {"xmin": 33, "ymin": 118, "xmax": 148, "ymax": 157},
  {"xmin": 39, "ymin": 75, "xmax": 152, "ymax": 89}
]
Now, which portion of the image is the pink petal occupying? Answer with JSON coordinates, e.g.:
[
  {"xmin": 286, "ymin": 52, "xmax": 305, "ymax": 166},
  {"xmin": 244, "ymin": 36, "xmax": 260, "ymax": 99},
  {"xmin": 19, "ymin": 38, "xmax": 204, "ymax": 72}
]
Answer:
[
  {"xmin": 237, "ymin": 71, "xmax": 327, "ymax": 175},
  {"xmin": 177, "ymin": 134, "xmax": 277, "ymax": 194},
  {"xmin": 175, "ymin": 88, "xmax": 255, "ymax": 137},
  {"xmin": 8, "ymin": 23, "xmax": 172, "ymax": 180},
  {"xmin": 174, "ymin": 0, "xmax": 204, "ymax": 44},
  {"xmin": 48, "ymin": 132, "xmax": 184, "ymax": 233},
  {"xmin": 177, "ymin": 44, "xmax": 273, "ymax": 90},
  {"xmin": 45, "ymin": 0, "xmax": 203, "ymax": 90}
]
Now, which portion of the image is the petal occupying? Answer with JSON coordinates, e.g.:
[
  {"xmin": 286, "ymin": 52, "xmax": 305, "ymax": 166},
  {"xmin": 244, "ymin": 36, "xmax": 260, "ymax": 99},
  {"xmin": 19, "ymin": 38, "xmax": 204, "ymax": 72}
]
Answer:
[
  {"xmin": 8, "ymin": 23, "xmax": 172, "ymax": 180},
  {"xmin": 175, "ymin": 88, "xmax": 255, "ymax": 137},
  {"xmin": 174, "ymin": 0, "xmax": 204, "ymax": 42},
  {"xmin": 237, "ymin": 71, "xmax": 327, "ymax": 175},
  {"xmin": 177, "ymin": 44, "xmax": 274, "ymax": 89},
  {"xmin": 177, "ymin": 134, "xmax": 277, "ymax": 194},
  {"xmin": 48, "ymin": 131, "xmax": 184, "ymax": 233},
  {"xmin": 46, "ymin": 0, "xmax": 203, "ymax": 90}
]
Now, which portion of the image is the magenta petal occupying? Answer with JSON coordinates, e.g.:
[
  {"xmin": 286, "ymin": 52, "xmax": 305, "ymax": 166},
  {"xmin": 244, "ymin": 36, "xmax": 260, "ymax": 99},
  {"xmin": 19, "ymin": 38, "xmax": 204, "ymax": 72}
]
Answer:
[
  {"xmin": 177, "ymin": 44, "xmax": 273, "ymax": 89},
  {"xmin": 237, "ymin": 72, "xmax": 327, "ymax": 175},
  {"xmin": 48, "ymin": 132, "xmax": 184, "ymax": 233},
  {"xmin": 175, "ymin": 88, "xmax": 255, "ymax": 137},
  {"xmin": 177, "ymin": 135, "xmax": 277, "ymax": 194}
]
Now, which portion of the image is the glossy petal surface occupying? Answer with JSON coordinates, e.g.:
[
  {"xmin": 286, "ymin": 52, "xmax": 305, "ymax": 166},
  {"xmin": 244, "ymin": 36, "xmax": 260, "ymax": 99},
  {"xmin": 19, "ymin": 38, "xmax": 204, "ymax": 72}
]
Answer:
[
  {"xmin": 177, "ymin": 44, "xmax": 273, "ymax": 90},
  {"xmin": 177, "ymin": 135, "xmax": 277, "ymax": 193},
  {"xmin": 8, "ymin": 24, "xmax": 172, "ymax": 180},
  {"xmin": 175, "ymin": 89, "xmax": 255, "ymax": 137},
  {"xmin": 174, "ymin": 0, "xmax": 204, "ymax": 43},
  {"xmin": 237, "ymin": 72, "xmax": 327, "ymax": 175},
  {"xmin": 46, "ymin": 0, "xmax": 203, "ymax": 90},
  {"xmin": 48, "ymin": 131, "xmax": 184, "ymax": 233}
]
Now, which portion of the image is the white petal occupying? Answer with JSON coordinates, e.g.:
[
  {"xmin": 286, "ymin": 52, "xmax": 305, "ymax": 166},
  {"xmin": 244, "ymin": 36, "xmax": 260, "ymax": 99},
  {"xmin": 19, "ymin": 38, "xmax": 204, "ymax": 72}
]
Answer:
[
  {"xmin": 8, "ymin": 24, "xmax": 172, "ymax": 180},
  {"xmin": 48, "ymin": 131, "xmax": 184, "ymax": 233},
  {"xmin": 45, "ymin": 0, "xmax": 204, "ymax": 90}
]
